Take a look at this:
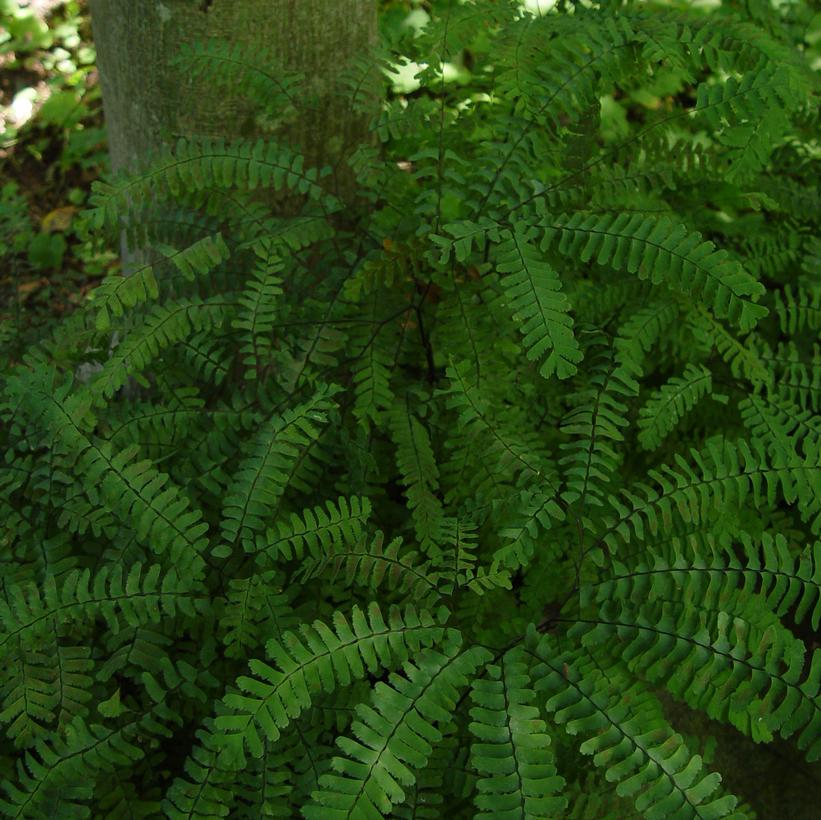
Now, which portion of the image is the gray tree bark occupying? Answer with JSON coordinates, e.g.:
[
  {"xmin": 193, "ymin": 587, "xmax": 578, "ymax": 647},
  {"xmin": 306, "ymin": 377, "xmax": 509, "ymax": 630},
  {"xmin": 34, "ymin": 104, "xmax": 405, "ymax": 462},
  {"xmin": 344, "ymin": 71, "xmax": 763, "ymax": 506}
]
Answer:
[{"xmin": 89, "ymin": 0, "xmax": 378, "ymax": 190}]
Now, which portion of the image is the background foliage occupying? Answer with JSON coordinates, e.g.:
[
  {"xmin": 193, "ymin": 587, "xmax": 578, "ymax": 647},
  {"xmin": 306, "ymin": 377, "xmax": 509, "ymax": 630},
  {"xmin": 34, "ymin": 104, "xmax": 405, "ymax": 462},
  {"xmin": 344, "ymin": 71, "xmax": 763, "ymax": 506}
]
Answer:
[{"xmin": 1, "ymin": 0, "xmax": 820, "ymax": 817}]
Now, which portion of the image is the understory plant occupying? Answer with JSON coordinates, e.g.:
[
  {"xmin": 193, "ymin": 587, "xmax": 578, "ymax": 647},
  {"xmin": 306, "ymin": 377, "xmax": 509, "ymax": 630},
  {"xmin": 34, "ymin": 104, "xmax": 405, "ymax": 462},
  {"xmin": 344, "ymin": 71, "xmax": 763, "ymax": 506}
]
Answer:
[{"xmin": 0, "ymin": 0, "xmax": 819, "ymax": 817}]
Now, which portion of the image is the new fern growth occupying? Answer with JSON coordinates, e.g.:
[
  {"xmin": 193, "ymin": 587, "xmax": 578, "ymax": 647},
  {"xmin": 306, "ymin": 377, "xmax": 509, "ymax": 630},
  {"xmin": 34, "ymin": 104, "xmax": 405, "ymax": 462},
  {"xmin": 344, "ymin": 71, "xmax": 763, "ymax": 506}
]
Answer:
[{"xmin": 0, "ymin": 0, "xmax": 819, "ymax": 817}]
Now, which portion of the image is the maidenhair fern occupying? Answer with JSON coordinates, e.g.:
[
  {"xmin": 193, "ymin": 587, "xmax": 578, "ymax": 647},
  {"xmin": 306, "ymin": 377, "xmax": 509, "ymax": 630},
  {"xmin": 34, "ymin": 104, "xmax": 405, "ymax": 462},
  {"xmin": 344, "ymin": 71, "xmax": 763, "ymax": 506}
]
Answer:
[{"xmin": 0, "ymin": 0, "xmax": 818, "ymax": 817}]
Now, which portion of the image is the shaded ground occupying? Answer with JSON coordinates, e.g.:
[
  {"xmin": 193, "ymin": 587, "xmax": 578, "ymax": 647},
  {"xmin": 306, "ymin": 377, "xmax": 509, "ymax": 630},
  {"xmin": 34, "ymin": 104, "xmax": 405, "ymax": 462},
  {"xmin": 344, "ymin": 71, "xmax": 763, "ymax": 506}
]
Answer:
[
  {"xmin": 665, "ymin": 696, "xmax": 821, "ymax": 819},
  {"xmin": 1, "ymin": 0, "xmax": 114, "ymax": 352}
]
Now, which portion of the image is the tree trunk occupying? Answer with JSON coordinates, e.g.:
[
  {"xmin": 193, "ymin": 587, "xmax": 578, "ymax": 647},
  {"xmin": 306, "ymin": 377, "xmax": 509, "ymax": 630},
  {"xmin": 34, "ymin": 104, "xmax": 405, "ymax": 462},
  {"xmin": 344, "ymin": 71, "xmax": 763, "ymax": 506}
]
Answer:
[{"xmin": 89, "ymin": 0, "xmax": 378, "ymax": 190}]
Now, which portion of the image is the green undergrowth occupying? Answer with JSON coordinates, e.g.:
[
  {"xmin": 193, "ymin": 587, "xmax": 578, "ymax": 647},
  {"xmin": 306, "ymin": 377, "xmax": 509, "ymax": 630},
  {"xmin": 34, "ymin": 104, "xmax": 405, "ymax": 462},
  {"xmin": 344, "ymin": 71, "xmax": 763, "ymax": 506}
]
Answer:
[
  {"xmin": 1, "ymin": 0, "xmax": 111, "ymax": 353},
  {"xmin": 0, "ymin": 0, "xmax": 819, "ymax": 817}
]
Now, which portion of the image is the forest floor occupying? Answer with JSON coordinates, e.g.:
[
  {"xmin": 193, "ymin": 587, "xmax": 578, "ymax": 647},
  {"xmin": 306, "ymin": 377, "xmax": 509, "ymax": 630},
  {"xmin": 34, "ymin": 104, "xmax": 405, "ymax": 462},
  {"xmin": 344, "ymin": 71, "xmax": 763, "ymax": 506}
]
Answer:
[{"xmin": 1, "ymin": 0, "xmax": 114, "ymax": 356}]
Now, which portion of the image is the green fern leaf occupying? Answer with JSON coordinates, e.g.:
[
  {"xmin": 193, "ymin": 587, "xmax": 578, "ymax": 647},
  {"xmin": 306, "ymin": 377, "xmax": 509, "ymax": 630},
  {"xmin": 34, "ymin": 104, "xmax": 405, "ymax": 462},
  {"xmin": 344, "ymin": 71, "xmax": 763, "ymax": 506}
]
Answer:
[
  {"xmin": 773, "ymin": 285, "xmax": 821, "ymax": 337},
  {"xmin": 469, "ymin": 653, "xmax": 566, "ymax": 818},
  {"xmin": 220, "ymin": 385, "xmax": 339, "ymax": 550},
  {"xmin": 231, "ymin": 246, "xmax": 284, "ymax": 380},
  {"xmin": 87, "ymin": 138, "xmax": 340, "ymax": 230},
  {"xmin": 90, "ymin": 298, "xmax": 229, "ymax": 404},
  {"xmin": 213, "ymin": 603, "xmax": 452, "ymax": 767},
  {"xmin": 0, "ymin": 714, "xmax": 162, "ymax": 818},
  {"xmin": 600, "ymin": 437, "xmax": 821, "ymax": 554},
  {"xmin": 574, "ymin": 599, "xmax": 821, "ymax": 758},
  {"xmin": 495, "ymin": 225, "xmax": 583, "ymax": 380},
  {"xmin": 637, "ymin": 363, "xmax": 717, "ymax": 451},
  {"xmin": 304, "ymin": 642, "xmax": 492, "ymax": 819},
  {"xmin": 257, "ymin": 495, "xmax": 371, "ymax": 562},
  {"xmin": 560, "ymin": 341, "xmax": 638, "ymax": 508},
  {"xmin": 298, "ymin": 531, "xmax": 441, "ymax": 603},
  {"xmin": 219, "ymin": 570, "xmax": 298, "ymax": 659},
  {"xmin": 530, "ymin": 640, "xmax": 744, "ymax": 819},
  {"xmin": 389, "ymin": 399, "xmax": 445, "ymax": 549},
  {"xmin": 542, "ymin": 213, "xmax": 767, "ymax": 331}
]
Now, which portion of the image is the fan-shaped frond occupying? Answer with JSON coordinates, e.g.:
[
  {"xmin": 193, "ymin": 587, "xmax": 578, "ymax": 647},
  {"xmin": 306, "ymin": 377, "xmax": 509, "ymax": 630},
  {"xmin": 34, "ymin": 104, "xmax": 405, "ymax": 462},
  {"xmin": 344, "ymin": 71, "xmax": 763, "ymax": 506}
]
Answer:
[{"xmin": 0, "ymin": 1, "xmax": 816, "ymax": 815}]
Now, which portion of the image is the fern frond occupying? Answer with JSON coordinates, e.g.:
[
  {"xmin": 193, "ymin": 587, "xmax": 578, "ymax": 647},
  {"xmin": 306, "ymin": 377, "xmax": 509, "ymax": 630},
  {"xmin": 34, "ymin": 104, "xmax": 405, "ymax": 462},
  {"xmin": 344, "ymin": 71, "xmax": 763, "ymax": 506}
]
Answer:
[
  {"xmin": 391, "ymin": 738, "xmax": 453, "ymax": 820},
  {"xmin": 213, "ymin": 603, "xmax": 452, "ymax": 767},
  {"xmin": 231, "ymin": 246, "xmax": 284, "ymax": 380},
  {"xmin": 0, "ymin": 715, "xmax": 161, "ymax": 818},
  {"xmin": 172, "ymin": 39, "xmax": 304, "ymax": 124},
  {"xmin": 0, "ymin": 1, "xmax": 816, "ymax": 813},
  {"xmin": 298, "ymin": 531, "xmax": 441, "ymax": 603},
  {"xmin": 614, "ymin": 298, "xmax": 680, "ymax": 373},
  {"xmin": 588, "ymin": 532, "xmax": 821, "ymax": 632},
  {"xmin": 179, "ymin": 330, "xmax": 234, "ymax": 386},
  {"xmin": 469, "ymin": 653, "xmax": 566, "ymax": 818},
  {"xmin": 600, "ymin": 437, "xmax": 821, "ymax": 554},
  {"xmin": 350, "ymin": 290, "xmax": 400, "ymax": 428},
  {"xmin": 530, "ymin": 639, "xmax": 744, "ymax": 819},
  {"xmin": 494, "ymin": 489, "xmax": 565, "ymax": 573},
  {"xmin": 231, "ymin": 738, "xmax": 293, "ymax": 818},
  {"xmin": 564, "ymin": 772, "xmax": 642, "ymax": 819},
  {"xmin": 0, "ymin": 565, "xmax": 202, "ymax": 657},
  {"xmin": 17, "ymin": 381, "xmax": 210, "ymax": 575},
  {"xmin": 0, "ymin": 641, "xmax": 93, "ymax": 748},
  {"xmin": 690, "ymin": 310, "xmax": 772, "ymax": 388},
  {"xmin": 493, "ymin": 11, "xmax": 635, "ymax": 132},
  {"xmin": 765, "ymin": 343, "xmax": 821, "ymax": 413},
  {"xmin": 740, "ymin": 393, "xmax": 821, "ymax": 460},
  {"xmin": 494, "ymin": 225, "xmax": 583, "ymax": 380},
  {"xmin": 542, "ymin": 212, "xmax": 767, "ymax": 331},
  {"xmin": 219, "ymin": 571, "xmax": 298, "ymax": 659},
  {"xmin": 304, "ymin": 642, "xmax": 492, "ymax": 819},
  {"xmin": 695, "ymin": 60, "xmax": 805, "ymax": 132},
  {"xmin": 256, "ymin": 495, "xmax": 371, "ymax": 562},
  {"xmin": 90, "ymin": 259, "xmax": 158, "ymax": 332},
  {"xmin": 773, "ymin": 285, "xmax": 821, "ymax": 337},
  {"xmin": 220, "ymin": 385, "xmax": 339, "ymax": 550},
  {"xmin": 89, "ymin": 297, "xmax": 230, "ymax": 405},
  {"xmin": 637, "ymin": 363, "xmax": 717, "ymax": 451},
  {"xmin": 163, "ymin": 729, "xmax": 240, "ymax": 820},
  {"xmin": 560, "ymin": 341, "xmax": 638, "ymax": 509},
  {"xmin": 574, "ymin": 599, "xmax": 821, "ymax": 758},
  {"xmin": 442, "ymin": 360, "xmax": 549, "ymax": 499},
  {"xmin": 389, "ymin": 399, "xmax": 445, "ymax": 550},
  {"xmin": 87, "ymin": 138, "xmax": 340, "ymax": 230}
]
